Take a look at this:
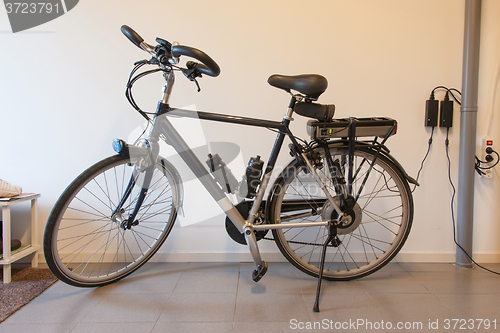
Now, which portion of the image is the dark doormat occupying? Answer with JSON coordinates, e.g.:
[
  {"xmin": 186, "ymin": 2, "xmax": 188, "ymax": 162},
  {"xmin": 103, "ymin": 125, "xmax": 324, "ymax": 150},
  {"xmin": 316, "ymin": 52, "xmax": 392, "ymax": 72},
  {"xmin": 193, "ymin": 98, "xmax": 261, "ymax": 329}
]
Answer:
[{"xmin": 0, "ymin": 267, "xmax": 57, "ymax": 323}]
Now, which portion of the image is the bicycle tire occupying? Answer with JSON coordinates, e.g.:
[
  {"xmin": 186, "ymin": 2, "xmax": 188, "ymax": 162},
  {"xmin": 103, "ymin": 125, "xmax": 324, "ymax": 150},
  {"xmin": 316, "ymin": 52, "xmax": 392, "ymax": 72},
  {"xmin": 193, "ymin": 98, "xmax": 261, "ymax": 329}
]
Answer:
[
  {"xmin": 44, "ymin": 154, "xmax": 179, "ymax": 287},
  {"xmin": 268, "ymin": 143, "xmax": 413, "ymax": 280}
]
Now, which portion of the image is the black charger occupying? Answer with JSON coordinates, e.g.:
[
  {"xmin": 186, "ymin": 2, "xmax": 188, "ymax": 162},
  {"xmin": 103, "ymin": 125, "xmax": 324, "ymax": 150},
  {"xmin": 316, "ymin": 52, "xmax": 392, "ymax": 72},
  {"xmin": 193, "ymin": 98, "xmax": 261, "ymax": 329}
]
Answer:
[
  {"xmin": 425, "ymin": 99, "xmax": 439, "ymax": 127},
  {"xmin": 440, "ymin": 93, "xmax": 454, "ymax": 128}
]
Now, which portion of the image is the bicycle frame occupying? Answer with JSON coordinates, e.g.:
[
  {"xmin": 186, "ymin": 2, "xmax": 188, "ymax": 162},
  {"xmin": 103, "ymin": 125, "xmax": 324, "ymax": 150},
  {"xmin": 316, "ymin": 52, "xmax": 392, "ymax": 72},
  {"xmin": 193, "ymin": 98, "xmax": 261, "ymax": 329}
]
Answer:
[
  {"xmin": 116, "ymin": 70, "xmax": 379, "ymax": 270},
  {"xmin": 148, "ymin": 101, "xmax": 334, "ymax": 268}
]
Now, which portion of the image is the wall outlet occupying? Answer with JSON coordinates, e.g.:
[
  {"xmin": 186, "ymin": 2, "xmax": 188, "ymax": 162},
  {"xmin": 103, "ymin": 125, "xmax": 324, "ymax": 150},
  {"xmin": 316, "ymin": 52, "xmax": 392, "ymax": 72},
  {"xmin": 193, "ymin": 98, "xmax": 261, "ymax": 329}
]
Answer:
[{"xmin": 480, "ymin": 137, "xmax": 494, "ymax": 178}]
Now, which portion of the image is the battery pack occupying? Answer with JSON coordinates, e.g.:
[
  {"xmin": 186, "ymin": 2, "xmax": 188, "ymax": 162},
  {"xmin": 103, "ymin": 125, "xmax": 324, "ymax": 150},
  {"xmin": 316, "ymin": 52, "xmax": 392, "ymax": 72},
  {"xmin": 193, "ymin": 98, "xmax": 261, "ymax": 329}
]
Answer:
[{"xmin": 306, "ymin": 117, "xmax": 397, "ymax": 139}]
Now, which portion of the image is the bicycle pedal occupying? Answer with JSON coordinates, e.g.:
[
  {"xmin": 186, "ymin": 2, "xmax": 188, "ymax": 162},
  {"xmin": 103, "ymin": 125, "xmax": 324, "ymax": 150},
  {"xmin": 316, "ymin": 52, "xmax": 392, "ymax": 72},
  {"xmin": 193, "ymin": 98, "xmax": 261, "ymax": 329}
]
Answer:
[{"xmin": 252, "ymin": 261, "xmax": 268, "ymax": 282}]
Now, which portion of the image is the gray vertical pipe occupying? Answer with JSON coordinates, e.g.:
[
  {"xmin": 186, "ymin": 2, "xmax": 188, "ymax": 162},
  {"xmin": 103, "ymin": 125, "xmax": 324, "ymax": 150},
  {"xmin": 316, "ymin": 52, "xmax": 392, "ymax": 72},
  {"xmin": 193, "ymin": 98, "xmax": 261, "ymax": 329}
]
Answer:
[{"xmin": 456, "ymin": 0, "xmax": 481, "ymax": 267}]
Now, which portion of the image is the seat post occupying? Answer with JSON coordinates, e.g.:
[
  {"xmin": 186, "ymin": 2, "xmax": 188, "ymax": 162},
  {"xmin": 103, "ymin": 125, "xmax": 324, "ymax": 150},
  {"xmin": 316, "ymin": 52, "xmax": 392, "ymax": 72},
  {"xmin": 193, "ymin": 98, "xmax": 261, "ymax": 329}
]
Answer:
[{"xmin": 283, "ymin": 96, "xmax": 297, "ymax": 121}]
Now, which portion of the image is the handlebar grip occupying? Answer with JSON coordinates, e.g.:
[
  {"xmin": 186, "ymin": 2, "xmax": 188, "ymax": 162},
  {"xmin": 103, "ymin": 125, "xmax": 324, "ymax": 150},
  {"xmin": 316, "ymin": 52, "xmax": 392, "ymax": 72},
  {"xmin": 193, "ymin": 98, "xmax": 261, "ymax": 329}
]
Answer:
[
  {"xmin": 172, "ymin": 45, "xmax": 221, "ymax": 77},
  {"xmin": 121, "ymin": 25, "xmax": 144, "ymax": 48}
]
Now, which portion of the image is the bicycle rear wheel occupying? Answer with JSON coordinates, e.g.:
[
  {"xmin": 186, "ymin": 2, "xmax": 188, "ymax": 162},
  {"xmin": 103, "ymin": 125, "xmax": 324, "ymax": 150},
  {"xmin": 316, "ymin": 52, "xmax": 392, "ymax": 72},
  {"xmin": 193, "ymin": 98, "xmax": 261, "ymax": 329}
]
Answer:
[
  {"xmin": 44, "ymin": 155, "xmax": 179, "ymax": 287},
  {"xmin": 268, "ymin": 144, "xmax": 413, "ymax": 280}
]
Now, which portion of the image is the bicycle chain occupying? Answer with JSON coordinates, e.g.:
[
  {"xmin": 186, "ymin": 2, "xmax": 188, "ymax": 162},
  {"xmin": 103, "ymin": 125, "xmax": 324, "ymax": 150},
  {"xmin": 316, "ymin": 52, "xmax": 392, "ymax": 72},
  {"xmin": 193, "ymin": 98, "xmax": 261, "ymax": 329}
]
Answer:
[{"xmin": 262, "ymin": 236, "xmax": 334, "ymax": 247}]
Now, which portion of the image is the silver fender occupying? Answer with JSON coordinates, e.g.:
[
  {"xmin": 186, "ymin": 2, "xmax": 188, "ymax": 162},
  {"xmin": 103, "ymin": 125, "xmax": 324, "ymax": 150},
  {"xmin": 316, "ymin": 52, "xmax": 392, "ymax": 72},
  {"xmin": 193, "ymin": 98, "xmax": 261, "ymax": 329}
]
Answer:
[{"xmin": 157, "ymin": 156, "xmax": 185, "ymax": 217}]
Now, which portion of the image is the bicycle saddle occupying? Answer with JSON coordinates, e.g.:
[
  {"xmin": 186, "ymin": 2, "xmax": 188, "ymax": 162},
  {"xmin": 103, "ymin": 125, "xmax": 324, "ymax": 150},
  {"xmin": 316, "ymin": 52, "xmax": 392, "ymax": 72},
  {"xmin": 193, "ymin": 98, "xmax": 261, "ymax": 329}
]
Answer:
[{"xmin": 268, "ymin": 74, "xmax": 328, "ymax": 99}]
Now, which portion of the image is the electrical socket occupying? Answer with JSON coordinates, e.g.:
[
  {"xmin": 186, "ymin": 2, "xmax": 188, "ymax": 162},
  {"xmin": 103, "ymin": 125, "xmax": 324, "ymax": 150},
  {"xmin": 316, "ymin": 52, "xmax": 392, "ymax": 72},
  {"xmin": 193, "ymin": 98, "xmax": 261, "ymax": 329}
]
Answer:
[{"xmin": 480, "ymin": 137, "xmax": 494, "ymax": 178}]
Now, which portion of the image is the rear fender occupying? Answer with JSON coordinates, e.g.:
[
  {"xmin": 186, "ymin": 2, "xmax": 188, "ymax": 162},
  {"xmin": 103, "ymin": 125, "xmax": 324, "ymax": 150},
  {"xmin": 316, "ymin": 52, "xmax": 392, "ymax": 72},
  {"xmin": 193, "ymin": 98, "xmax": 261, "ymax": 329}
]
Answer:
[{"xmin": 350, "ymin": 141, "xmax": 419, "ymax": 186}]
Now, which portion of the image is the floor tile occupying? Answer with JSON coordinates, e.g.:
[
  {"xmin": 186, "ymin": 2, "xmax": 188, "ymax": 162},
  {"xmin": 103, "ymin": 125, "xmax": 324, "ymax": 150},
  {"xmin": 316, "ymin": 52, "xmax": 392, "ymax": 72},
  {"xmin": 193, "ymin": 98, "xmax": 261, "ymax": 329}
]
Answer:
[
  {"xmin": 233, "ymin": 321, "xmax": 314, "ymax": 333},
  {"xmin": 409, "ymin": 270, "xmax": 500, "ymax": 294},
  {"xmin": 399, "ymin": 262, "xmax": 459, "ymax": 272},
  {"xmin": 296, "ymin": 275, "xmax": 367, "ymax": 296},
  {"xmin": 369, "ymin": 293, "xmax": 458, "ymax": 324},
  {"xmin": 184, "ymin": 262, "xmax": 240, "ymax": 272},
  {"xmin": 3, "ymin": 289, "xmax": 103, "ymax": 324},
  {"xmin": 174, "ymin": 269, "xmax": 238, "ymax": 293},
  {"xmin": 42, "ymin": 280, "xmax": 113, "ymax": 295},
  {"xmin": 0, "ymin": 323, "xmax": 77, "ymax": 333},
  {"xmin": 158, "ymin": 292, "xmax": 236, "ymax": 322},
  {"xmin": 152, "ymin": 321, "xmax": 233, "ymax": 333},
  {"xmin": 358, "ymin": 270, "xmax": 429, "ymax": 293},
  {"xmin": 476, "ymin": 263, "xmax": 500, "ymax": 271},
  {"xmin": 71, "ymin": 322, "xmax": 155, "ymax": 333},
  {"xmin": 377, "ymin": 262, "xmax": 407, "ymax": 272},
  {"xmin": 434, "ymin": 293, "xmax": 500, "ymax": 319},
  {"xmin": 81, "ymin": 292, "xmax": 169, "ymax": 323},
  {"xmin": 107, "ymin": 268, "xmax": 182, "ymax": 294},
  {"xmin": 234, "ymin": 290, "xmax": 309, "ymax": 323},
  {"xmin": 238, "ymin": 264, "xmax": 300, "ymax": 295},
  {"xmin": 304, "ymin": 289, "xmax": 383, "ymax": 322}
]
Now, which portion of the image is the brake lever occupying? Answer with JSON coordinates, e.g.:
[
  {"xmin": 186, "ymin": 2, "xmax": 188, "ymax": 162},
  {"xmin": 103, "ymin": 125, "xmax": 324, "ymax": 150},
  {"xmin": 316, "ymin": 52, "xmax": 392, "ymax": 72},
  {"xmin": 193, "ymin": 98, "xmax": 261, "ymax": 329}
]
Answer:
[
  {"xmin": 193, "ymin": 78, "xmax": 201, "ymax": 92},
  {"xmin": 134, "ymin": 59, "xmax": 148, "ymax": 65},
  {"xmin": 181, "ymin": 64, "xmax": 202, "ymax": 92},
  {"xmin": 134, "ymin": 57, "xmax": 160, "ymax": 66}
]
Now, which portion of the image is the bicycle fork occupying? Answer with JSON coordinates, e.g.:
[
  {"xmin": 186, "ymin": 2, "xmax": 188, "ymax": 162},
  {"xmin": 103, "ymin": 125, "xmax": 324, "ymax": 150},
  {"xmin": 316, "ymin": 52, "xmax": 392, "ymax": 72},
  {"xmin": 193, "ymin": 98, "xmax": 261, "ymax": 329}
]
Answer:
[
  {"xmin": 111, "ymin": 139, "xmax": 160, "ymax": 229},
  {"xmin": 111, "ymin": 165, "xmax": 155, "ymax": 230}
]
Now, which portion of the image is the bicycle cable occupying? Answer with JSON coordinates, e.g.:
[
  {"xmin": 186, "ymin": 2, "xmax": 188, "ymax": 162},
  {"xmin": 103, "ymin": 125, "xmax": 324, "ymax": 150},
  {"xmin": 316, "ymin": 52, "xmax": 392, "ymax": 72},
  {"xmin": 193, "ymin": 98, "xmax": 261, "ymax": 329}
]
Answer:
[
  {"xmin": 265, "ymin": 127, "xmax": 309, "ymax": 147},
  {"xmin": 125, "ymin": 62, "xmax": 168, "ymax": 121}
]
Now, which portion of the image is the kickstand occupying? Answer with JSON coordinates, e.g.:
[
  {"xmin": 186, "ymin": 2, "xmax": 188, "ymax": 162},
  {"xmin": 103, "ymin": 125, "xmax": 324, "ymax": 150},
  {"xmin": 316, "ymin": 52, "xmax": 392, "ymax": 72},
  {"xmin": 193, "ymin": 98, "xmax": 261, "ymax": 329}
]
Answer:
[{"xmin": 313, "ymin": 221, "xmax": 339, "ymax": 312}]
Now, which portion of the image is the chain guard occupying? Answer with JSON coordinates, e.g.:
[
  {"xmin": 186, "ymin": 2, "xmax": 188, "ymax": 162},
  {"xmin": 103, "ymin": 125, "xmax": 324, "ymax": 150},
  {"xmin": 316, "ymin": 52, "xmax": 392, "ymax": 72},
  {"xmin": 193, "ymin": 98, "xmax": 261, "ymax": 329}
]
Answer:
[{"xmin": 225, "ymin": 201, "xmax": 269, "ymax": 245}]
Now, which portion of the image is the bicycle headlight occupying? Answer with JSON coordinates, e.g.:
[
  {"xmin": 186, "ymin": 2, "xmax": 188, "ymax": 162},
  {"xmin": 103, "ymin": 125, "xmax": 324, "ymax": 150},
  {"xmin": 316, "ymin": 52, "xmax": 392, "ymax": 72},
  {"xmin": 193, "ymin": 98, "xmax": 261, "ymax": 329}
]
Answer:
[{"xmin": 113, "ymin": 139, "xmax": 126, "ymax": 154}]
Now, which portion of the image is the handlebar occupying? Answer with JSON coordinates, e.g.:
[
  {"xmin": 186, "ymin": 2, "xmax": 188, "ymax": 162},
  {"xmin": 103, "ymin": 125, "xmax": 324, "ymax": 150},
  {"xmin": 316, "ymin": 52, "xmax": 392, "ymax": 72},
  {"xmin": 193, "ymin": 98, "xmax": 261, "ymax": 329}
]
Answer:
[
  {"xmin": 120, "ymin": 25, "xmax": 220, "ymax": 78},
  {"xmin": 171, "ymin": 45, "xmax": 220, "ymax": 77},
  {"xmin": 121, "ymin": 25, "xmax": 143, "ymax": 48}
]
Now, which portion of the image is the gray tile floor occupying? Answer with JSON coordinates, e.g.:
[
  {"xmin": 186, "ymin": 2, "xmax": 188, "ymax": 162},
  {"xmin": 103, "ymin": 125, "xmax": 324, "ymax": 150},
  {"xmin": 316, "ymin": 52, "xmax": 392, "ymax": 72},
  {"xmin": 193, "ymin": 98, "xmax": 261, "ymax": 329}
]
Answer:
[{"xmin": 1, "ymin": 262, "xmax": 500, "ymax": 333}]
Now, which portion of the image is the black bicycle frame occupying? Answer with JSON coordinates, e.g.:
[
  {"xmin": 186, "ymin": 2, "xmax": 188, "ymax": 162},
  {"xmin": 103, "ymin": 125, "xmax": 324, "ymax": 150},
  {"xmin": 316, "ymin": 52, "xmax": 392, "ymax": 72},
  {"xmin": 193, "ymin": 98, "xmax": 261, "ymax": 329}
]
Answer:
[{"xmin": 160, "ymin": 104, "xmax": 304, "ymax": 174}]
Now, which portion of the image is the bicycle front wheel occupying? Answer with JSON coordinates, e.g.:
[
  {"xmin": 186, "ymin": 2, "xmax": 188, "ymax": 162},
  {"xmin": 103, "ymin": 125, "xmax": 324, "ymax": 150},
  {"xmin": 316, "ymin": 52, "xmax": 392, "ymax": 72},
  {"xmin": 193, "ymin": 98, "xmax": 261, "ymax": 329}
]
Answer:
[
  {"xmin": 268, "ymin": 144, "xmax": 413, "ymax": 280},
  {"xmin": 44, "ymin": 155, "xmax": 179, "ymax": 287}
]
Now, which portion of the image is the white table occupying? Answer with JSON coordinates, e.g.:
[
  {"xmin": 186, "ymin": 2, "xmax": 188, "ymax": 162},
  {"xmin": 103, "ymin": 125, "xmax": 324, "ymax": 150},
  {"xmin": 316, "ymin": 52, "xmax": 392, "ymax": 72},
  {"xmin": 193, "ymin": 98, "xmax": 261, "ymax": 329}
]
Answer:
[{"xmin": 0, "ymin": 193, "xmax": 41, "ymax": 283}]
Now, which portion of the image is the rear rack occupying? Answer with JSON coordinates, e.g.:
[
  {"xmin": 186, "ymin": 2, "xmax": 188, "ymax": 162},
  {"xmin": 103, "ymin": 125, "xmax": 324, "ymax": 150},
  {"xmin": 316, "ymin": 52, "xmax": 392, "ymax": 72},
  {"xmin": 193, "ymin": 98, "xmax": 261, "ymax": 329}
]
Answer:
[{"xmin": 306, "ymin": 117, "xmax": 397, "ymax": 139}]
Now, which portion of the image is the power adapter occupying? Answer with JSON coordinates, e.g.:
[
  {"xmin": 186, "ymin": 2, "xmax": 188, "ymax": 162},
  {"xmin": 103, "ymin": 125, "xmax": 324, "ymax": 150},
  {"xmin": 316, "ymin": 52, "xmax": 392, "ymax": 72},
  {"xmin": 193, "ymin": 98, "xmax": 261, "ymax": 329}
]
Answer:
[
  {"xmin": 440, "ymin": 97, "xmax": 454, "ymax": 128},
  {"xmin": 425, "ymin": 99, "xmax": 439, "ymax": 127}
]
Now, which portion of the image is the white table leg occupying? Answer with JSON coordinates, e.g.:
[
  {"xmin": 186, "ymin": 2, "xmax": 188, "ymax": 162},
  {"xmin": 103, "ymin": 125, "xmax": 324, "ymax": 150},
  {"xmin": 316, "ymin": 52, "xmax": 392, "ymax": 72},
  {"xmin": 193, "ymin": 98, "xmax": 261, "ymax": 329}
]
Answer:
[
  {"xmin": 31, "ymin": 198, "xmax": 39, "ymax": 268},
  {"xmin": 2, "ymin": 206, "xmax": 12, "ymax": 283}
]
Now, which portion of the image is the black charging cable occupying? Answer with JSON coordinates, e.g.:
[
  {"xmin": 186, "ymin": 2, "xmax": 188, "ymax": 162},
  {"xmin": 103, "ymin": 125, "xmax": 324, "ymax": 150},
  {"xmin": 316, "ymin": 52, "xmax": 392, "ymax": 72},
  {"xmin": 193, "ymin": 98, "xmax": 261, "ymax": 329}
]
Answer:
[
  {"xmin": 445, "ymin": 128, "xmax": 500, "ymax": 276},
  {"xmin": 411, "ymin": 127, "xmax": 434, "ymax": 193}
]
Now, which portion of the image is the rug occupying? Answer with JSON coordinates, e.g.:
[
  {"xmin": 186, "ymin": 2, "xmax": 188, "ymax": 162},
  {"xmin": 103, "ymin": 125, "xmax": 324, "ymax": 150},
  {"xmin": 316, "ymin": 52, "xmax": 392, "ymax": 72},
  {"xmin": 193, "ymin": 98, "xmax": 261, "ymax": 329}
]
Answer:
[{"xmin": 0, "ymin": 267, "xmax": 57, "ymax": 323}]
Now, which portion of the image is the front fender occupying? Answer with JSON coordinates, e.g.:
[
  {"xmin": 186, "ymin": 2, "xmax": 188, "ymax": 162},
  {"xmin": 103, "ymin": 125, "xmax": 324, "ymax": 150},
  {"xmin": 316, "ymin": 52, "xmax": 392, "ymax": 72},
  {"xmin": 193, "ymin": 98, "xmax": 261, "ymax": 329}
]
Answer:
[{"xmin": 157, "ymin": 156, "xmax": 185, "ymax": 217}]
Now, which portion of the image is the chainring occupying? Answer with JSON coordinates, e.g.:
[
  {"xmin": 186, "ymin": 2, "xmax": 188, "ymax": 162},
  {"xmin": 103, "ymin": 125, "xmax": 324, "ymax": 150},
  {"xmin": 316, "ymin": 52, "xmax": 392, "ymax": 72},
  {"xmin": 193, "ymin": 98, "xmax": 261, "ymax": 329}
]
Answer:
[{"xmin": 225, "ymin": 201, "xmax": 269, "ymax": 245}]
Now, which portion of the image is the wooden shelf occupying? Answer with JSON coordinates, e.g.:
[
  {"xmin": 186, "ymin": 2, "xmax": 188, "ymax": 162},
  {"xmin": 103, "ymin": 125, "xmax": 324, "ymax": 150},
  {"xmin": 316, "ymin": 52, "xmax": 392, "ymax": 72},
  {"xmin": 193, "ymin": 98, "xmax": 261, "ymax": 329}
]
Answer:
[{"xmin": 1, "ymin": 193, "xmax": 41, "ymax": 283}]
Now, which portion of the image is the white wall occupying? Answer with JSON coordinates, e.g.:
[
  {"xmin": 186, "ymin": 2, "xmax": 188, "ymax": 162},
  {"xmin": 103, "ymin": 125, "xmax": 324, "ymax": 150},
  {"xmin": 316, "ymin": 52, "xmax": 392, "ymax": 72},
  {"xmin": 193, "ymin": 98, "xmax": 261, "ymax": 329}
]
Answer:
[{"xmin": 1, "ymin": 0, "xmax": 498, "ymax": 262}]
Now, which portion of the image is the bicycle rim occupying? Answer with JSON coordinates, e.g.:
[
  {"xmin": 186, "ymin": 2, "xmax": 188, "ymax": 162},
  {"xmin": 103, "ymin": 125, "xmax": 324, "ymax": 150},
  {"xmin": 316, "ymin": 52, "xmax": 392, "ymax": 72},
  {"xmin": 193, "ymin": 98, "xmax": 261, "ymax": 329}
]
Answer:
[
  {"xmin": 44, "ymin": 155, "xmax": 178, "ymax": 286},
  {"xmin": 270, "ymin": 146, "xmax": 413, "ymax": 280}
]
